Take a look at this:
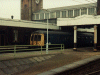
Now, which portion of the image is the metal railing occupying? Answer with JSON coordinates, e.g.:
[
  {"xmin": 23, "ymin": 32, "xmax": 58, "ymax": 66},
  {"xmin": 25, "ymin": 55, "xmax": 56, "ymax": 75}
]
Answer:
[{"xmin": 0, "ymin": 44, "xmax": 64, "ymax": 55}]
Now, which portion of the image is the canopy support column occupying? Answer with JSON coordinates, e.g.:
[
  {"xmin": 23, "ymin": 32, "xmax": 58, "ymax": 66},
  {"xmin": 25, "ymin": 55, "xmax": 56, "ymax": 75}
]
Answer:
[
  {"xmin": 73, "ymin": 26, "xmax": 77, "ymax": 51},
  {"xmin": 94, "ymin": 25, "xmax": 97, "ymax": 52}
]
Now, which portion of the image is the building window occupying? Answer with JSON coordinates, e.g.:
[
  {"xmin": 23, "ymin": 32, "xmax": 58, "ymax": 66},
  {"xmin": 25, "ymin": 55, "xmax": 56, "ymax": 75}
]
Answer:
[
  {"xmin": 24, "ymin": 4, "xmax": 27, "ymax": 8},
  {"xmin": 13, "ymin": 30, "xmax": 18, "ymax": 42},
  {"xmin": 56, "ymin": 11, "xmax": 60, "ymax": 18},
  {"xmin": 62, "ymin": 11, "xmax": 66, "ymax": 18},
  {"xmin": 88, "ymin": 8, "xmax": 95, "ymax": 15},
  {"xmin": 33, "ymin": 14, "xmax": 35, "ymax": 20},
  {"xmin": 36, "ymin": 14, "xmax": 39, "ymax": 20},
  {"xmin": 45, "ymin": 13, "xmax": 49, "ymax": 19},
  {"xmin": 68, "ymin": 10, "xmax": 73, "ymax": 18},
  {"xmin": 50, "ymin": 12, "xmax": 55, "ymax": 18},
  {"xmin": 40, "ymin": 13, "xmax": 44, "ymax": 19},
  {"xmin": 74, "ymin": 9, "xmax": 80, "ymax": 17},
  {"xmin": 81, "ymin": 8, "xmax": 87, "ymax": 15}
]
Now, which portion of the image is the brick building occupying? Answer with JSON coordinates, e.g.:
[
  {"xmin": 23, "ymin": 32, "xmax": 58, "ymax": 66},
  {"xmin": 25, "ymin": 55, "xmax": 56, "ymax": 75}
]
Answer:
[{"xmin": 21, "ymin": 0, "xmax": 43, "ymax": 21}]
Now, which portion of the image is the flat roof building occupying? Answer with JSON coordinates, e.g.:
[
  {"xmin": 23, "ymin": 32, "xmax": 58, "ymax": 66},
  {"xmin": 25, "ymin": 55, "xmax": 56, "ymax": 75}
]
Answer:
[{"xmin": 32, "ymin": 2, "xmax": 97, "ymax": 24}]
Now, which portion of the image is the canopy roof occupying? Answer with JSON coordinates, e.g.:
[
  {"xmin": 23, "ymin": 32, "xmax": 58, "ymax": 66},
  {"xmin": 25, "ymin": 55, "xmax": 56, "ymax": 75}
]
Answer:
[
  {"xmin": 57, "ymin": 15, "xmax": 100, "ymax": 26},
  {"xmin": 0, "ymin": 18, "xmax": 59, "ymax": 30}
]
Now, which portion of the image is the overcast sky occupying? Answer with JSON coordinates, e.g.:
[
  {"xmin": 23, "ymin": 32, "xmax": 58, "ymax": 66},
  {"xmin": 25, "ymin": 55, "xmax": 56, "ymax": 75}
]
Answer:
[{"xmin": 0, "ymin": 0, "xmax": 97, "ymax": 20}]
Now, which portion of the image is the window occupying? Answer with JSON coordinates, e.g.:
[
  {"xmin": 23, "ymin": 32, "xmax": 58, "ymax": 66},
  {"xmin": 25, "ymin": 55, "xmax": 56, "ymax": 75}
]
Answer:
[
  {"xmin": 34, "ymin": 35, "xmax": 41, "ymax": 41},
  {"xmin": 33, "ymin": 14, "xmax": 35, "ymax": 20},
  {"xmin": 81, "ymin": 8, "xmax": 87, "ymax": 15},
  {"xmin": 50, "ymin": 12, "xmax": 55, "ymax": 18},
  {"xmin": 68, "ymin": 10, "xmax": 73, "ymax": 18},
  {"xmin": 56, "ymin": 11, "xmax": 60, "ymax": 18},
  {"xmin": 88, "ymin": 8, "xmax": 95, "ymax": 15},
  {"xmin": 31, "ymin": 35, "xmax": 34, "ymax": 41},
  {"xmin": 74, "ymin": 9, "xmax": 80, "ymax": 17},
  {"xmin": 62, "ymin": 11, "xmax": 66, "ymax": 18},
  {"xmin": 36, "ymin": 14, "xmax": 39, "ymax": 20},
  {"xmin": 40, "ymin": 13, "xmax": 44, "ymax": 19},
  {"xmin": 13, "ymin": 30, "xmax": 18, "ymax": 42},
  {"xmin": 24, "ymin": 4, "xmax": 27, "ymax": 8},
  {"xmin": 45, "ymin": 13, "xmax": 49, "ymax": 19}
]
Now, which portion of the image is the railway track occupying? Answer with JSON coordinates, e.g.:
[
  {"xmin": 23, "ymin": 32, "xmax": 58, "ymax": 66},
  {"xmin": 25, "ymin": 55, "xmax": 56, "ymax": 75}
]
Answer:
[{"xmin": 85, "ymin": 70, "xmax": 100, "ymax": 75}]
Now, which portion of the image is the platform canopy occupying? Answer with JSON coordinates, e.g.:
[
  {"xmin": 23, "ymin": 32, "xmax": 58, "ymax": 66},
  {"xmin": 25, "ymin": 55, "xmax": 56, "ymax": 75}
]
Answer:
[
  {"xmin": 0, "ymin": 18, "xmax": 59, "ymax": 30},
  {"xmin": 57, "ymin": 15, "xmax": 100, "ymax": 26}
]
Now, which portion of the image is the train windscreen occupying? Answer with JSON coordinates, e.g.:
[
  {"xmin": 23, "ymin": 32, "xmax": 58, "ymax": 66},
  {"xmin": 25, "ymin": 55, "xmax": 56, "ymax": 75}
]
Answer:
[
  {"xmin": 31, "ymin": 35, "xmax": 34, "ymax": 41},
  {"xmin": 34, "ymin": 35, "xmax": 41, "ymax": 41}
]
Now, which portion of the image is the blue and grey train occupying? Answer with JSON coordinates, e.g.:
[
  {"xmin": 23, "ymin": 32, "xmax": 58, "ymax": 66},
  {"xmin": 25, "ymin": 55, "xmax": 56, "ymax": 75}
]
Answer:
[{"xmin": 30, "ymin": 30, "xmax": 94, "ymax": 48}]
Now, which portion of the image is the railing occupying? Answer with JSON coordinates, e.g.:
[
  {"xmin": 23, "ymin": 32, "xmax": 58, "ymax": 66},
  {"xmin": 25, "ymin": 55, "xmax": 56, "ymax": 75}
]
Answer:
[{"xmin": 0, "ymin": 44, "xmax": 64, "ymax": 55}]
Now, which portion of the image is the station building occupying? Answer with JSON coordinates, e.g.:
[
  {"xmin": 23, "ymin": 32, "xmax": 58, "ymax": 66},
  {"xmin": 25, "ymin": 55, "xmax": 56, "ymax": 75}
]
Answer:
[
  {"xmin": 23, "ymin": 1, "xmax": 97, "ymax": 51},
  {"xmin": 32, "ymin": 2, "xmax": 97, "ymax": 24},
  {"xmin": 0, "ymin": 17, "xmax": 59, "ymax": 46},
  {"xmin": 0, "ymin": 0, "xmax": 99, "ymax": 51}
]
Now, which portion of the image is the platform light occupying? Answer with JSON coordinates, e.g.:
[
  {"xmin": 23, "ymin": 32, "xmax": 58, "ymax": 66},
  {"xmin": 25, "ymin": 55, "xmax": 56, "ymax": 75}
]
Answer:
[{"xmin": 46, "ymin": 9, "xmax": 50, "ymax": 54}]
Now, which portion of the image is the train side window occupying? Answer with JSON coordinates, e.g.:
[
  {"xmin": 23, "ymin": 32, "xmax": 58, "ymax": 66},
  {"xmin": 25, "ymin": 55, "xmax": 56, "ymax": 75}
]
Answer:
[
  {"xmin": 44, "ymin": 37, "xmax": 50, "ymax": 41},
  {"xmin": 34, "ymin": 35, "xmax": 41, "ymax": 41}
]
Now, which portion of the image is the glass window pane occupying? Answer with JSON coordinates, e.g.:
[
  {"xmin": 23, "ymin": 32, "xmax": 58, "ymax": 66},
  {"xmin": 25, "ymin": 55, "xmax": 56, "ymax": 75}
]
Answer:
[
  {"xmin": 56, "ymin": 11, "xmax": 60, "ymax": 18},
  {"xmin": 74, "ymin": 9, "xmax": 80, "ymax": 17},
  {"xmin": 36, "ymin": 14, "xmax": 39, "ymax": 20},
  {"xmin": 81, "ymin": 8, "xmax": 87, "ymax": 15},
  {"xmin": 33, "ymin": 14, "xmax": 35, "ymax": 20},
  {"xmin": 68, "ymin": 10, "xmax": 73, "ymax": 18},
  {"xmin": 40, "ymin": 13, "xmax": 44, "ymax": 19},
  {"xmin": 50, "ymin": 12, "xmax": 55, "ymax": 18},
  {"xmin": 34, "ymin": 35, "xmax": 41, "ymax": 41},
  {"xmin": 45, "ymin": 13, "xmax": 49, "ymax": 19},
  {"xmin": 88, "ymin": 8, "xmax": 95, "ymax": 15},
  {"xmin": 62, "ymin": 11, "xmax": 66, "ymax": 18}
]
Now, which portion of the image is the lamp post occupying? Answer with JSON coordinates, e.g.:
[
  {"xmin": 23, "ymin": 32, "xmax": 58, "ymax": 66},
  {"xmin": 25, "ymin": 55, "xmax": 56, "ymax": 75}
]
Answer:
[{"xmin": 46, "ymin": 10, "xmax": 49, "ymax": 54}]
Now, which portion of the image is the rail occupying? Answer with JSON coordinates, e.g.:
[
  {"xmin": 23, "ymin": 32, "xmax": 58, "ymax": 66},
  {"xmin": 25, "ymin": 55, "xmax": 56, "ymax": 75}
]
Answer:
[{"xmin": 0, "ymin": 44, "xmax": 64, "ymax": 55}]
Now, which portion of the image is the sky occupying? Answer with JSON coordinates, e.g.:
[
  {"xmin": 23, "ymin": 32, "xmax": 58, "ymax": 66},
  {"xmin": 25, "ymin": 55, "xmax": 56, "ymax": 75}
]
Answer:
[{"xmin": 0, "ymin": 0, "xmax": 97, "ymax": 20}]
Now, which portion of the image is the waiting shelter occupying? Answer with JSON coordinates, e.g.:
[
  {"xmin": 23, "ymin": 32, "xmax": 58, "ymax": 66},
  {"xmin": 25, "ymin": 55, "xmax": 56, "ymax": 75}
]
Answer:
[{"xmin": 57, "ymin": 15, "xmax": 100, "ymax": 51}]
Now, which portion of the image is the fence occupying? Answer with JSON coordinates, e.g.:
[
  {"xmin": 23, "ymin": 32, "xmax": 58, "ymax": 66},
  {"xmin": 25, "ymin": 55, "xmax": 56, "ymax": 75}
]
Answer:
[{"xmin": 0, "ymin": 44, "xmax": 64, "ymax": 55}]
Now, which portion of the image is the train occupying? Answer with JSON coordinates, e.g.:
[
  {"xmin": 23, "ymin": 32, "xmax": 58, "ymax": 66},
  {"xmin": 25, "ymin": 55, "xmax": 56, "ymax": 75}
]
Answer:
[{"xmin": 30, "ymin": 30, "xmax": 94, "ymax": 48}]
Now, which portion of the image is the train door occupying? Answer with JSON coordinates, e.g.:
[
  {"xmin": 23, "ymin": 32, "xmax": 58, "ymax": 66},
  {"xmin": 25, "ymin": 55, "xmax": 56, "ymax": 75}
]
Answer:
[{"xmin": 0, "ymin": 34, "xmax": 5, "ymax": 46}]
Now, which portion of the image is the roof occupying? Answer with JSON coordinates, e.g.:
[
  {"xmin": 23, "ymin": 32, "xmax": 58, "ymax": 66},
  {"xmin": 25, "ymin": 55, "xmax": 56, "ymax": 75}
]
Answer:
[
  {"xmin": 34, "ymin": 2, "xmax": 97, "ymax": 13},
  {"xmin": 33, "ymin": 30, "xmax": 71, "ymax": 35},
  {"xmin": 0, "ymin": 18, "xmax": 59, "ymax": 30},
  {"xmin": 57, "ymin": 15, "xmax": 100, "ymax": 26}
]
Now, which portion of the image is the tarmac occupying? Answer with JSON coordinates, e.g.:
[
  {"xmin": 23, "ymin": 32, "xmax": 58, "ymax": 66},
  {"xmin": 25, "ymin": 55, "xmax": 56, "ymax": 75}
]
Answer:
[{"xmin": 0, "ymin": 47, "xmax": 100, "ymax": 75}]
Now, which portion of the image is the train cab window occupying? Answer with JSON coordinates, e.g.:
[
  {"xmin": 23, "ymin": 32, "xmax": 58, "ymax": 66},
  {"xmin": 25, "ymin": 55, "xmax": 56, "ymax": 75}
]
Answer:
[
  {"xmin": 31, "ymin": 35, "xmax": 34, "ymax": 41},
  {"xmin": 34, "ymin": 35, "xmax": 41, "ymax": 41}
]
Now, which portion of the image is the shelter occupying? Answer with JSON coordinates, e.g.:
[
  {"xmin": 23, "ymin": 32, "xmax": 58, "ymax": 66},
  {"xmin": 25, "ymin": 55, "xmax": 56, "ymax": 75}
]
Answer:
[
  {"xmin": 0, "ymin": 17, "xmax": 60, "ymax": 46},
  {"xmin": 57, "ymin": 15, "xmax": 100, "ymax": 51}
]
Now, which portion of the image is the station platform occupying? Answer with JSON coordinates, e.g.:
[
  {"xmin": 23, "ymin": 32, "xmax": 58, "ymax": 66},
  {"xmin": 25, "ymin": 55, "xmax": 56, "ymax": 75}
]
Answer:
[{"xmin": 0, "ymin": 47, "xmax": 100, "ymax": 75}]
